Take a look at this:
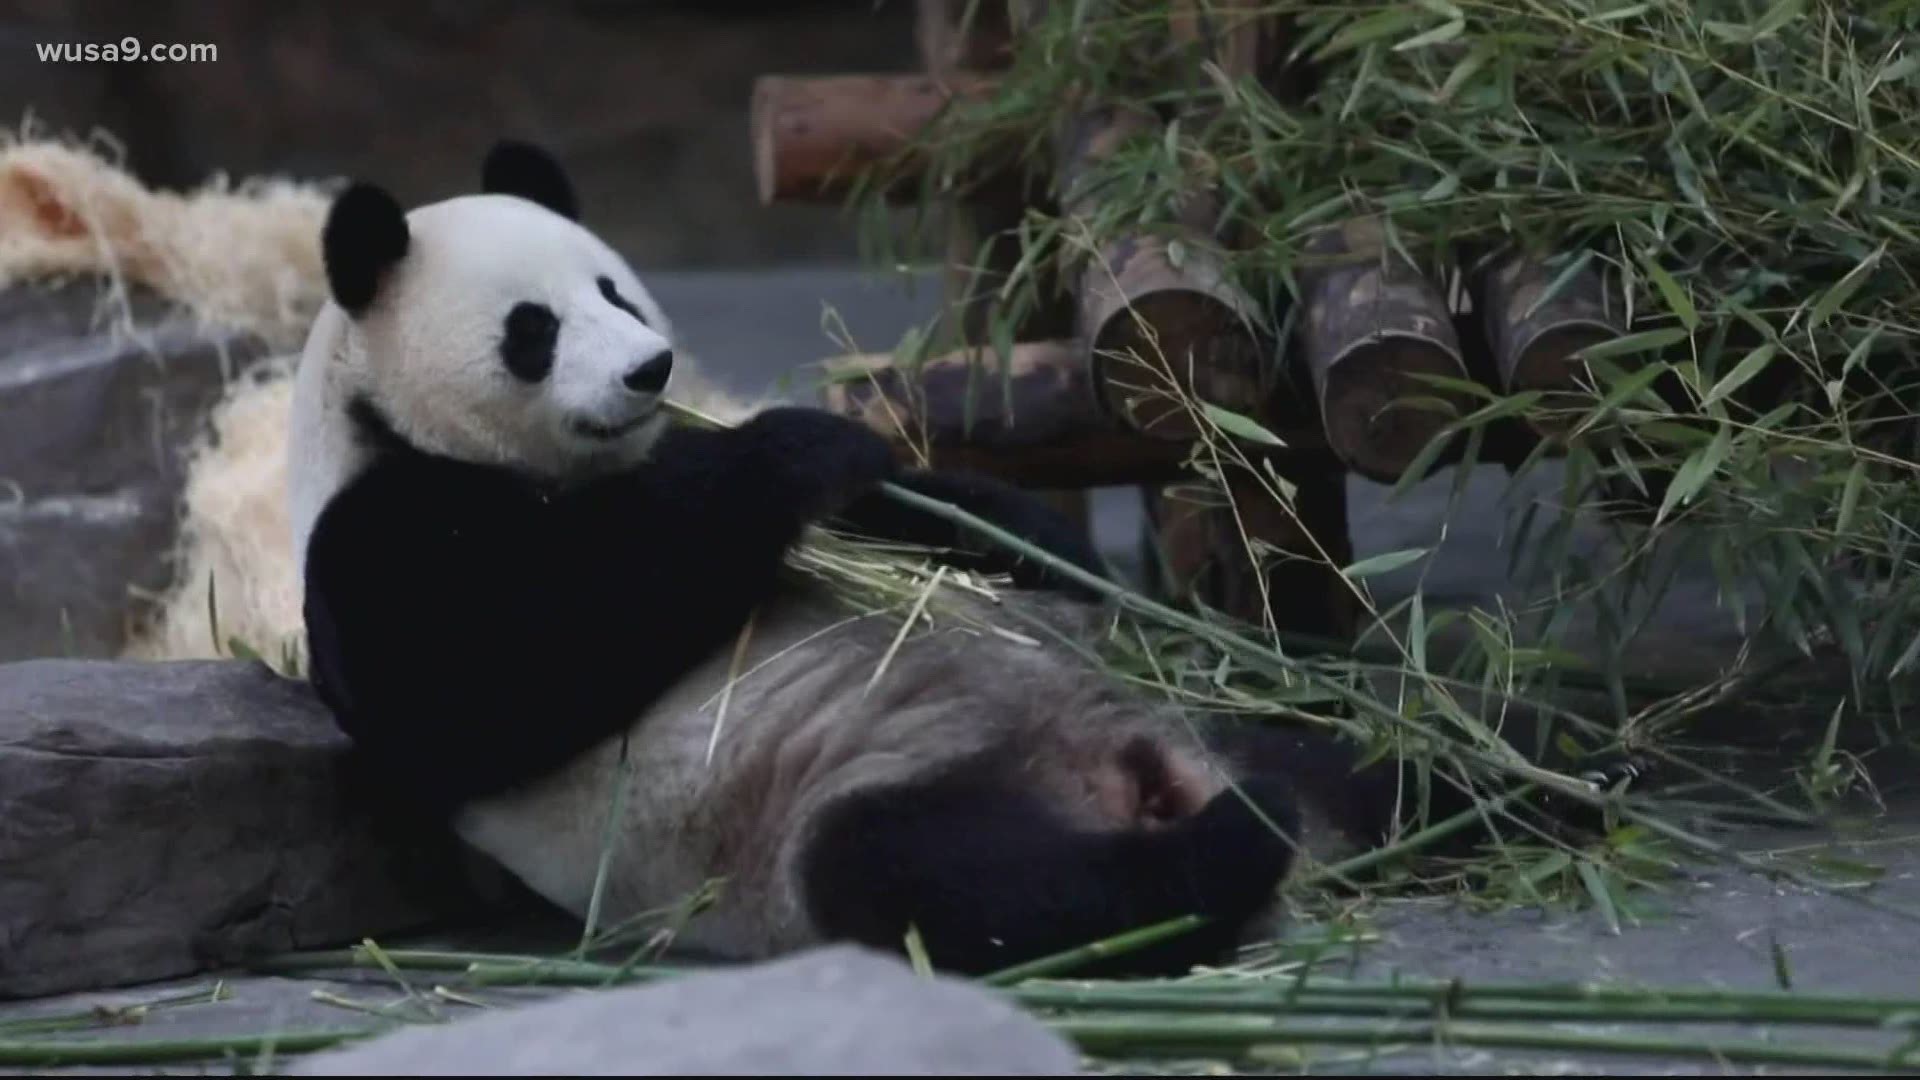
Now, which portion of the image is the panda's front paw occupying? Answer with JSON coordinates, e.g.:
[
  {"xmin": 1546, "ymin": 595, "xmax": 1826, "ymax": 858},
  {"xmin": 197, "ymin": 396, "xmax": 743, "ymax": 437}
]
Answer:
[{"xmin": 742, "ymin": 407, "xmax": 898, "ymax": 516}]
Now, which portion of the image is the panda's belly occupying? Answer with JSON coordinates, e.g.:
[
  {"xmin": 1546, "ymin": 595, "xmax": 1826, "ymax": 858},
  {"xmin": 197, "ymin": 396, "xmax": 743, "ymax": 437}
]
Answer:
[
  {"xmin": 449, "ymin": 591, "xmax": 1007, "ymax": 957},
  {"xmin": 452, "ymin": 585, "xmax": 1231, "ymax": 961}
]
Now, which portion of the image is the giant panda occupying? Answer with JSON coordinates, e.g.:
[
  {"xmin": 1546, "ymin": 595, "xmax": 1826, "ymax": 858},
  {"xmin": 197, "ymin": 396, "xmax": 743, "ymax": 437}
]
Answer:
[{"xmin": 286, "ymin": 140, "xmax": 1629, "ymax": 979}]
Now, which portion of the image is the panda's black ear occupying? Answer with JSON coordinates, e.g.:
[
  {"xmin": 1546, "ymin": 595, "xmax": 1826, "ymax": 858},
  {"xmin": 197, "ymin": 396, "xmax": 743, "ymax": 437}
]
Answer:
[
  {"xmin": 323, "ymin": 182, "xmax": 411, "ymax": 317},
  {"xmin": 482, "ymin": 140, "xmax": 580, "ymax": 221}
]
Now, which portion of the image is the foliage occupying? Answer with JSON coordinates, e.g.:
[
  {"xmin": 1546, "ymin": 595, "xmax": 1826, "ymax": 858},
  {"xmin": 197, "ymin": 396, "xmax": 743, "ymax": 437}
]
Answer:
[{"xmin": 839, "ymin": 0, "xmax": 1920, "ymax": 896}]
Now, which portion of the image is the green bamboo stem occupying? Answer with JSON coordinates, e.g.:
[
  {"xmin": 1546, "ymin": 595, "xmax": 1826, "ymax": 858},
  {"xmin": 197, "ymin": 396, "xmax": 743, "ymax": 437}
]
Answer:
[
  {"xmin": 0, "ymin": 983, "xmax": 229, "ymax": 1036},
  {"xmin": 1025, "ymin": 974, "xmax": 1920, "ymax": 1013},
  {"xmin": 1296, "ymin": 783, "xmax": 1540, "ymax": 889},
  {"xmin": 246, "ymin": 947, "xmax": 687, "ymax": 986},
  {"xmin": 252, "ymin": 944, "xmax": 1920, "ymax": 1022},
  {"xmin": 1053, "ymin": 1016, "xmax": 1920, "ymax": 1070},
  {"xmin": 0, "ymin": 1029, "xmax": 376, "ymax": 1067},
  {"xmin": 980, "ymin": 914, "xmax": 1212, "ymax": 987},
  {"xmin": 1012, "ymin": 985, "xmax": 1919, "ymax": 1027}
]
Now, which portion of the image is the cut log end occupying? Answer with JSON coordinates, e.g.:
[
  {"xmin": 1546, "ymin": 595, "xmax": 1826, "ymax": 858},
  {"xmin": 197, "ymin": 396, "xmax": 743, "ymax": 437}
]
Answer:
[
  {"xmin": 1297, "ymin": 217, "xmax": 1474, "ymax": 481},
  {"xmin": 1088, "ymin": 287, "xmax": 1267, "ymax": 439},
  {"xmin": 1472, "ymin": 251, "xmax": 1624, "ymax": 437},
  {"xmin": 1506, "ymin": 322, "xmax": 1615, "ymax": 436},
  {"xmin": 1318, "ymin": 334, "xmax": 1464, "ymax": 484},
  {"xmin": 1078, "ymin": 227, "xmax": 1273, "ymax": 440}
]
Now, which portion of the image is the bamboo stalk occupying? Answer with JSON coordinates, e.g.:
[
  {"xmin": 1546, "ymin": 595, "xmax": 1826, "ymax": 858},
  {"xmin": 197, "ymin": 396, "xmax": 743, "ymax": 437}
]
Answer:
[
  {"xmin": 1026, "ymin": 974, "xmax": 1920, "ymax": 1014},
  {"xmin": 246, "ymin": 947, "xmax": 688, "ymax": 985},
  {"xmin": 1012, "ymin": 985, "xmax": 1920, "ymax": 1028},
  {"xmin": 1295, "ymin": 783, "xmax": 1539, "ymax": 889},
  {"xmin": 0, "ymin": 1029, "xmax": 376, "ymax": 1067},
  {"xmin": 1051, "ymin": 1016, "xmax": 1920, "ymax": 1070},
  {"xmin": 981, "ymin": 914, "xmax": 1211, "ymax": 987}
]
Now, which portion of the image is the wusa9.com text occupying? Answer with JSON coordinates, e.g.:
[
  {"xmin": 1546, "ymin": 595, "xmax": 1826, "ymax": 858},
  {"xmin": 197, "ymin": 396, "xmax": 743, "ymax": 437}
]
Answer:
[{"xmin": 38, "ymin": 38, "xmax": 216, "ymax": 62}]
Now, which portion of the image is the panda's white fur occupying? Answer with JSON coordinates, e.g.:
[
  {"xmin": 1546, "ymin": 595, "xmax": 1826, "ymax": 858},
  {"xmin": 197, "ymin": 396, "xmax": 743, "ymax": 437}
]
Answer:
[{"xmin": 289, "ymin": 195, "xmax": 667, "ymax": 563}]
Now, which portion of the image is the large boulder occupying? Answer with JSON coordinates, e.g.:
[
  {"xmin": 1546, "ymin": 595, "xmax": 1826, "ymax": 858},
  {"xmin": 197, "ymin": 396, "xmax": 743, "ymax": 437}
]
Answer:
[
  {"xmin": 0, "ymin": 280, "xmax": 274, "ymax": 662},
  {"xmin": 0, "ymin": 658, "xmax": 481, "ymax": 999},
  {"xmin": 292, "ymin": 945, "xmax": 1083, "ymax": 1076}
]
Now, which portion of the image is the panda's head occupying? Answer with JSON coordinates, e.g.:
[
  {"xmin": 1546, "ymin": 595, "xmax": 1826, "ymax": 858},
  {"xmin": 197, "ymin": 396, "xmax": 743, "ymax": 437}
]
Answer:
[{"xmin": 315, "ymin": 140, "xmax": 675, "ymax": 479}]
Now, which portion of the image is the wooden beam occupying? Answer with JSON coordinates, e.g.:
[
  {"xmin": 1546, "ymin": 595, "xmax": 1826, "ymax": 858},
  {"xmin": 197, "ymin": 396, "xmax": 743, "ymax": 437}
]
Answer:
[
  {"xmin": 818, "ymin": 341, "xmax": 1192, "ymax": 489},
  {"xmin": 751, "ymin": 73, "xmax": 999, "ymax": 207}
]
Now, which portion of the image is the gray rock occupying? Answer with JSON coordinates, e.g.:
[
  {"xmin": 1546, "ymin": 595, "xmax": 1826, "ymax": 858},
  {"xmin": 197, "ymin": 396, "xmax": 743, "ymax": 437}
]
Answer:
[
  {"xmin": 0, "ymin": 279, "xmax": 273, "ymax": 662},
  {"xmin": 0, "ymin": 658, "xmax": 480, "ymax": 999},
  {"xmin": 292, "ymin": 945, "xmax": 1083, "ymax": 1076}
]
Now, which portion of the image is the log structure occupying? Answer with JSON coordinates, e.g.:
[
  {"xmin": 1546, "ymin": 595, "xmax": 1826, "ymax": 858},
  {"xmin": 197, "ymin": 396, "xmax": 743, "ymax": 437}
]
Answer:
[{"xmin": 746, "ymin": 2, "xmax": 1638, "ymax": 642}]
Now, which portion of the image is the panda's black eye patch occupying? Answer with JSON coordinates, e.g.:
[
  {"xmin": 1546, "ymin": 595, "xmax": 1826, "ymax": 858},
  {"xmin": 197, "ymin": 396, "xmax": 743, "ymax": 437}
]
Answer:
[
  {"xmin": 598, "ymin": 276, "xmax": 647, "ymax": 325},
  {"xmin": 501, "ymin": 302, "xmax": 559, "ymax": 383}
]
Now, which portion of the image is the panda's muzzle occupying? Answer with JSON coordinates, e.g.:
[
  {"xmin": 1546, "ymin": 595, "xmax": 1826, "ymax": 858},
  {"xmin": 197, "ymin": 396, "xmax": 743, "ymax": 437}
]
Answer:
[{"xmin": 571, "ymin": 412, "xmax": 654, "ymax": 441}]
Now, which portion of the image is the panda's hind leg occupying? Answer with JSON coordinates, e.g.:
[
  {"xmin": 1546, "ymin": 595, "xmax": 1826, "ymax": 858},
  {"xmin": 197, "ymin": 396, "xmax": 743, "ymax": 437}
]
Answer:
[{"xmin": 798, "ymin": 755, "xmax": 1303, "ymax": 978}]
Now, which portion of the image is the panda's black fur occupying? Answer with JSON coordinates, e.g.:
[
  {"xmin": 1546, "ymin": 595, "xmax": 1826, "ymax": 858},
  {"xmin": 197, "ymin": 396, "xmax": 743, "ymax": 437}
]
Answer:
[
  {"xmin": 306, "ymin": 393, "xmax": 1107, "ymax": 814},
  {"xmin": 299, "ymin": 140, "xmax": 1633, "ymax": 979}
]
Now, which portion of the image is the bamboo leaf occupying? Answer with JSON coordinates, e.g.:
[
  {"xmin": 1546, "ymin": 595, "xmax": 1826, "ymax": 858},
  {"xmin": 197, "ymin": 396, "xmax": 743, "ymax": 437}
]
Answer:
[
  {"xmin": 1638, "ymin": 254, "xmax": 1698, "ymax": 330},
  {"xmin": 1316, "ymin": 9, "xmax": 1423, "ymax": 60},
  {"xmin": 1836, "ymin": 461, "xmax": 1865, "ymax": 536},
  {"xmin": 1701, "ymin": 343, "xmax": 1777, "ymax": 408},
  {"xmin": 1753, "ymin": 0, "xmax": 1804, "ymax": 36},
  {"xmin": 1653, "ymin": 423, "xmax": 1730, "ymax": 526},
  {"xmin": 1201, "ymin": 403, "xmax": 1286, "ymax": 446},
  {"xmin": 1576, "ymin": 861, "xmax": 1623, "ymax": 935},
  {"xmin": 1342, "ymin": 548, "xmax": 1430, "ymax": 580},
  {"xmin": 1808, "ymin": 244, "xmax": 1885, "ymax": 330},
  {"xmin": 1394, "ymin": 18, "xmax": 1464, "ymax": 52},
  {"xmin": 1577, "ymin": 327, "xmax": 1687, "ymax": 362}
]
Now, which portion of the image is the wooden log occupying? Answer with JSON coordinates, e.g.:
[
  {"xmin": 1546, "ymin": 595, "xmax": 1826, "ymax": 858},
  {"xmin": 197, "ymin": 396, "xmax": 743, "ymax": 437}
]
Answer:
[
  {"xmin": 1022, "ymin": 0, "xmax": 1281, "ymax": 440},
  {"xmin": 1296, "ymin": 217, "xmax": 1475, "ymax": 484},
  {"xmin": 1056, "ymin": 104, "xmax": 1273, "ymax": 440},
  {"xmin": 818, "ymin": 340, "xmax": 1191, "ymax": 489},
  {"xmin": 751, "ymin": 73, "xmax": 999, "ymax": 206},
  {"xmin": 1471, "ymin": 250, "xmax": 1625, "ymax": 438}
]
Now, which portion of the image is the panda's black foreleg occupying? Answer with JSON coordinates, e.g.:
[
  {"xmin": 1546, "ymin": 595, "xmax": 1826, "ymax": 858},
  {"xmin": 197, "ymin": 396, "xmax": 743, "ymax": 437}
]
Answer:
[
  {"xmin": 798, "ymin": 764, "xmax": 1302, "ymax": 978},
  {"xmin": 830, "ymin": 467, "xmax": 1112, "ymax": 601},
  {"xmin": 303, "ymin": 408, "xmax": 903, "ymax": 814}
]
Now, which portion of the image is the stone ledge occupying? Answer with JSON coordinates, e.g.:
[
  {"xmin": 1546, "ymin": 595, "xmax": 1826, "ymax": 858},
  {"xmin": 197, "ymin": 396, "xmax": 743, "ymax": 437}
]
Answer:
[{"xmin": 0, "ymin": 658, "xmax": 481, "ymax": 999}]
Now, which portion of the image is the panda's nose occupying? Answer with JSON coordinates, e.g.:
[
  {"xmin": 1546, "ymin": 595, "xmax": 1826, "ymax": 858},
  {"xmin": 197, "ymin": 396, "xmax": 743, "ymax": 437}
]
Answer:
[{"xmin": 623, "ymin": 349, "xmax": 673, "ymax": 394}]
